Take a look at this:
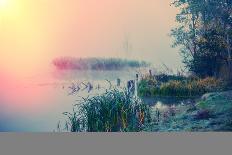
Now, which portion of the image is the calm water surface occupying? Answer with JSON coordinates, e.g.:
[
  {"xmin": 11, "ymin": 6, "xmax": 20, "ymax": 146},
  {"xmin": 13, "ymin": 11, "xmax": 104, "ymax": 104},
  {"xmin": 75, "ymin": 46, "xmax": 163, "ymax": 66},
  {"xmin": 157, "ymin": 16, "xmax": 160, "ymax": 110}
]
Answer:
[
  {"xmin": 0, "ymin": 69, "xmax": 187, "ymax": 132},
  {"xmin": 0, "ymin": 69, "xmax": 140, "ymax": 131}
]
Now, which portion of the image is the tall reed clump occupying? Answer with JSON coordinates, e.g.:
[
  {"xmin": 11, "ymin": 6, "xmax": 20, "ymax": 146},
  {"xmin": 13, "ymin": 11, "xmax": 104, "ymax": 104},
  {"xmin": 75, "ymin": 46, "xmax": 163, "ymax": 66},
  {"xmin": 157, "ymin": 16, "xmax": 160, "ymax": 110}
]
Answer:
[{"xmin": 61, "ymin": 89, "xmax": 152, "ymax": 132}]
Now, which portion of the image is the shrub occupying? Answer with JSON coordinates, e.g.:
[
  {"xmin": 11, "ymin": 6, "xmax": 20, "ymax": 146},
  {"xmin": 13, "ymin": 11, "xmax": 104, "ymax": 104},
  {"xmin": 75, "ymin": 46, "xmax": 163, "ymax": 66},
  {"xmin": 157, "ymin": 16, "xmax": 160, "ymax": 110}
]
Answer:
[
  {"xmin": 155, "ymin": 74, "xmax": 187, "ymax": 83},
  {"xmin": 138, "ymin": 75, "xmax": 225, "ymax": 97},
  {"xmin": 138, "ymin": 75, "xmax": 158, "ymax": 97},
  {"xmin": 196, "ymin": 77, "xmax": 225, "ymax": 92}
]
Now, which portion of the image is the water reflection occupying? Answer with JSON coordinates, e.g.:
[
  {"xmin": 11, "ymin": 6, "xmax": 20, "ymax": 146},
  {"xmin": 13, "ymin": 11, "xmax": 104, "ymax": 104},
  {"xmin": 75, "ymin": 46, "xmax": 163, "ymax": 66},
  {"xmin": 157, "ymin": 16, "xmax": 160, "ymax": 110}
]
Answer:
[
  {"xmin": 0, "ymin": 69, "xmax": 138, "ymax": 131},
  {"xmin": 0, "ymin": 69, "xmax": 197, "ymax": 132},
  {"xmin": 142, "ymin": 96, "xmax": 196, "ymax": 107}
]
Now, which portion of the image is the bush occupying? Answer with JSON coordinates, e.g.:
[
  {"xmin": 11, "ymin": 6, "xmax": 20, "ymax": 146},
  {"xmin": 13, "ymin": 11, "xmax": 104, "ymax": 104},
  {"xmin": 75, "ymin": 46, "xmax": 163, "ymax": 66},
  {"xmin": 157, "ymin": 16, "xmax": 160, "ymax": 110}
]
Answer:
[
  {"xmin": 137, "ymin": 74, "xmax": 158, "ymax": 97},
  {"xmin": 196, "ymin": 77, "xmax": 225, "ymax": 92},
  {"xmin": 155, "ymin": 74, "xmax": 187, "ymax": 83},
  {"xmin": 61, "ymin": 89, "xmax": 152, "ymax": 132},
  {"xmin": 138, "ymin": 75, "xmax": 225, "ymax": 97}
]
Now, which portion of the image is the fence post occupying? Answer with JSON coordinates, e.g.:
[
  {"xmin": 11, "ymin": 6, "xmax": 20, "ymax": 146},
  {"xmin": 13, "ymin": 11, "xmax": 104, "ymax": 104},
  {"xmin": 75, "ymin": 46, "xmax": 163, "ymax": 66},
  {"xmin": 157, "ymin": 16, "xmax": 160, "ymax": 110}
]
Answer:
[
  {"xmin": 117, "ymin": 78, "xmax": 121, "ymax": 87},
  {"xmin": 149, "ymin": 69, "xmax": 152, "ymax": 77},
  {"xmin": 135, "ymin": 74, "xmax": 139, "ymax": 98}
]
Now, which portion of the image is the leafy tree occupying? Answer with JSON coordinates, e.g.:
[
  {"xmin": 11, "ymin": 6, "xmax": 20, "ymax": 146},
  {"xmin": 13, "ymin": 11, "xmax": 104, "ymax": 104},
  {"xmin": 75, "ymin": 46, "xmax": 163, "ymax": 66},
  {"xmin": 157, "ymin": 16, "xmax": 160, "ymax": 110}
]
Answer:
[{"xmin": 171, "ymin": 0, "xmax": 232, "ymax": 80}]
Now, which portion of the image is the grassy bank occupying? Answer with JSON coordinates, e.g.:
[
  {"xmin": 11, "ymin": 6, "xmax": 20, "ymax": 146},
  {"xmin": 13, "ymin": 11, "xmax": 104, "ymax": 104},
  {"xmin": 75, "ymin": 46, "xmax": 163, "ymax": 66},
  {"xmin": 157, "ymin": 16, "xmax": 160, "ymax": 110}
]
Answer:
[
  {"xmin": 59, "ymin": 89, "xmax": 232, "ymax": 132},
  {"xmin": 58, "ymin": 73, "xmax": 231, "ymax": 132},
  {"xmin": 58, "ymin": 84, "xmax": 232, "ymax": 132},
  {"xmin": 138, "ymin": 74, "xmax": 226, "ymax": 98},
  {"xmin": 148, "ymin": 91, "xmax": 232, "ymax": 132}
]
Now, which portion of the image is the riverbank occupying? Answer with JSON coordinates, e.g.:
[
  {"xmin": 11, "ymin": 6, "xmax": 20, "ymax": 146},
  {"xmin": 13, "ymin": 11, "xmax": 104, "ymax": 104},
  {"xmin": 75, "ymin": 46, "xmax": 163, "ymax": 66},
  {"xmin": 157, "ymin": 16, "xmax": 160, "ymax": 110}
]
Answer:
[
  {"xmin": 146, "ymin": 91, "xmax": 232, "ymax": 132},
  {"xmin": 58, "ymin": 69, "xmax": 232, "ymax": 132},
  {"xmin": 61, "ymin": 87, "xmax": 232, "ymax": 132},
  {"xmin": 138, "ymin": 74, "xmax": 227, "ymax": 98}
]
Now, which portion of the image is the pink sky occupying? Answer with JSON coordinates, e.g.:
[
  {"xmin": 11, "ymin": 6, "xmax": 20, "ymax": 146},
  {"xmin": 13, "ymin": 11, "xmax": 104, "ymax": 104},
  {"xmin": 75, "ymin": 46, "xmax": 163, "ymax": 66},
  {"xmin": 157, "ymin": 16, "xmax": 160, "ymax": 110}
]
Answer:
[
  {"xmin": 0, "ymin": 1, "xmax": 183, "ymax": 130},
  {"xmin": 0, "ymin": 0, "xmax": 182, "ymax": 77}
]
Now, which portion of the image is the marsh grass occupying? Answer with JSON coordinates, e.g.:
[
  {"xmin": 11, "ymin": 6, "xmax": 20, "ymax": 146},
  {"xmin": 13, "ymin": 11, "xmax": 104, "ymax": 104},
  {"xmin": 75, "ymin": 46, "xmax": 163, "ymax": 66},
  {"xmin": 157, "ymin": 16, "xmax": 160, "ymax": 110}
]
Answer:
[
  {"xmin": 138, "ymin": 75, "xmax": 225, "ymax": 98},
  {"xmin": 61, "ymin": 89, "xmax": 152, "ymax": 132},
  {"xmin": 53, "ymin": 57, "xmax": 150, "ymax": 70}
]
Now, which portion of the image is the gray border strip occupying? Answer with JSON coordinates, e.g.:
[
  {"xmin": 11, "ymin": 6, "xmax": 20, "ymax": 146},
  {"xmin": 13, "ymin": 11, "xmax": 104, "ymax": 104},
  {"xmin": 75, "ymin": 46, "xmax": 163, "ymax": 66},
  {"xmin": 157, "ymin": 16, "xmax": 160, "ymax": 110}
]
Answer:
[{"xmin": 0, "ymin": 133, "xmax": 232, "ymax": 155}]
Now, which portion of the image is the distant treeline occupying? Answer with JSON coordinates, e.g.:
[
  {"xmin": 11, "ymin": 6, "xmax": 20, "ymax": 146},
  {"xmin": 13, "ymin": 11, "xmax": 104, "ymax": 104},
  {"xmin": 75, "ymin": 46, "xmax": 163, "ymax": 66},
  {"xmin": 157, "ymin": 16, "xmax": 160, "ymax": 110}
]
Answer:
[{"xmin": 52, "ymin": 57, "xmax": 150, "ymax": 70}]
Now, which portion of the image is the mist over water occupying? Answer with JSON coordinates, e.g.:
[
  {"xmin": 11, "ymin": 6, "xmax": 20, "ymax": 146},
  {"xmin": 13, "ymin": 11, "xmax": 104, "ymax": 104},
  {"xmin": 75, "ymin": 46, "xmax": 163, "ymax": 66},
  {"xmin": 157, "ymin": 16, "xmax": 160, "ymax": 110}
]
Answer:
[
  {"xmin": 0, "ymin": 0, "xmax": 182, "ymax": 74},
  {"xmin": 0, "ymin": 67, "xmax": 142, "ymax": 131},
  {"xmin": 0, "ymin": 0, "xmax": 184, "ymax": 131}
]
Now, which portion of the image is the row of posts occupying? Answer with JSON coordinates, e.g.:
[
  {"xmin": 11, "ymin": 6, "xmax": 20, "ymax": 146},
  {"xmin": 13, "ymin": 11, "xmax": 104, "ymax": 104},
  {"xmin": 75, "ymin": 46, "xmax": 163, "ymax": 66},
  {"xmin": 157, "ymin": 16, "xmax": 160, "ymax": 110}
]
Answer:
[{"xmin": 116, "ymin": 70, "xmax": 153, "ymax": 98}]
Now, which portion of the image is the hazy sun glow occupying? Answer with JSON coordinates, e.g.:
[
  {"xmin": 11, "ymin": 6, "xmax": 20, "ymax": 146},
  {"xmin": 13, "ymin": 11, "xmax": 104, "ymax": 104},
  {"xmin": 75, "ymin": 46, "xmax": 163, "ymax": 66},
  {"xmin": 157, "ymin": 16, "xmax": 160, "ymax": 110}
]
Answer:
[
  {"xmin": 0, "ymin": 0, "xmax": 182, "ymax": 131},
  {"xmin": 0, "ymin": 0, "xmax": 7, "ymax": 7},
  {"xmin": 0, "ymin": 0, "xmax": 181, "ymax": 77}
]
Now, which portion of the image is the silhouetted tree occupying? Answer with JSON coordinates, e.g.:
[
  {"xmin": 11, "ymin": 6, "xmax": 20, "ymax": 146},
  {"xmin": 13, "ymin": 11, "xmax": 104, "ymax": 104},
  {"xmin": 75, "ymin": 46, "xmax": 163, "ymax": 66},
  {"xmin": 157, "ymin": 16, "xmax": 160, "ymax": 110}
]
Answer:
[{"xmin": 171, "ymin": 0, "xmax": 232, "ymax": 80}]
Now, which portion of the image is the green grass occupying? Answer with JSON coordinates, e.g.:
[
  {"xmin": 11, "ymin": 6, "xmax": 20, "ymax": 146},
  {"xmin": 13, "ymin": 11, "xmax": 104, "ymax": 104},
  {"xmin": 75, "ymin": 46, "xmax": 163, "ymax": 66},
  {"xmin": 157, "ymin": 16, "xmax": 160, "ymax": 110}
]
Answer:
[
  {"xmin": 197, "ymin": 93, "xmax": 232, "ymax": 114},
  {"xmin": 61, "ymin": 89, "xmax": 152, "ymax": 132},
  {"xmin": 146, "ymin": 91, "xmax": 232, "ymax": 132},
  {"xmin": 138, "ymin": 75, "xmax": 226, "ymax": 98}
]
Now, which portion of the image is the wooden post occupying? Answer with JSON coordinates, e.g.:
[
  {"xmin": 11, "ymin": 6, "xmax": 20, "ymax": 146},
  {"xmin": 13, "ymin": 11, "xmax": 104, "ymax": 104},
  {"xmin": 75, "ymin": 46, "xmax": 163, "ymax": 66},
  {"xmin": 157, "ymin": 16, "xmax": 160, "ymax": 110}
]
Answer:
[
  {"xmin": 117, "ymin": 78, "xmax": 121, "ymax": 87},
  {"xmin": 127, "ymin": 80, "xmax": 135, "ymax": 95},
  {"xmin": 127, "ymin": 81, "xmax": 131, "ymax": 94},
  {"xmin": 135, "ymin": 74, "xmax": 139, "ymax": 98},
  {"xmin": 136, "ymin": 74, "xmax": 139, "ymax": 81},
  {"xmin": 149, "ymin": 70, "xmax": 152, "ymax": 77}
]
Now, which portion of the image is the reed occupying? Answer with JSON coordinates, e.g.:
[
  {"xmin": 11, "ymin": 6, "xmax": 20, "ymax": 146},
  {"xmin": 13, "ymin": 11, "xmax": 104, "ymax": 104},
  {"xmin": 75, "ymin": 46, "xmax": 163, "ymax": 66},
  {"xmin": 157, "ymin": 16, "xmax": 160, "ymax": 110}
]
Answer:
[
  {"xmin": 138, "ymin": 75, "xmax": 225, "ymax": 97},
  {"xmin": 53, "ymin": 57, "xmax": 150, "ymax": 70},
  {"xmin": 62, "ymin": 89, "xmax": 152, "ymax": 132}
]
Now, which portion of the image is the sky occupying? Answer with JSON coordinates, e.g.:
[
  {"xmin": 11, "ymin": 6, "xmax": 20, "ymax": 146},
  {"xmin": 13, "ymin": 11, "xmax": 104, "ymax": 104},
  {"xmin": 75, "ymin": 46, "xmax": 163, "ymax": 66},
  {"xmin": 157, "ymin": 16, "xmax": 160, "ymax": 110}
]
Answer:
[
  {"xmin": 0, "ymin": 0, "xmax": 184, "ymax": 131},
  {"xmin": 0, "ymin": 0, "xmax": 182, "ymax": 77}
]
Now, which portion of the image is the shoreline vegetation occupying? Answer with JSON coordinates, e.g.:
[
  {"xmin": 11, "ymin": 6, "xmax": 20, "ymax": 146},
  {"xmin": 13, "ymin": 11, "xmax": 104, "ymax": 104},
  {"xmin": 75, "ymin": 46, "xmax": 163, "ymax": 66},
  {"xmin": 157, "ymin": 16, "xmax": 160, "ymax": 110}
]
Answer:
[
  {"xmin": 58, "ymin": 71, "xmax": 232, "ymax": 132},
  {"xmin": 59, "ymin": 83, "xmax": 232, "ymax": 132},
  {"xmin": 138, "ymin": 74, "xmax": 228, "ymax": 98},
  {"xmin": 52, "ymin": 57, "xmax": 150, "ymax": 71},
  {"xmin": 59, "ymin": 0, "xmax": 232, "ymax": 132}
]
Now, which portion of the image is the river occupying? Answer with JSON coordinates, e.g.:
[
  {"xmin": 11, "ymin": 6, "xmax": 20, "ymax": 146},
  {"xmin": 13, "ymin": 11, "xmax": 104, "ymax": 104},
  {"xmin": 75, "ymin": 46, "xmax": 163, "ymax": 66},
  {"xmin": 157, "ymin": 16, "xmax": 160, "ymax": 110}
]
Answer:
[{"xmin": 0, "ymin": 69, "xmax": 142, "ymax": 131}]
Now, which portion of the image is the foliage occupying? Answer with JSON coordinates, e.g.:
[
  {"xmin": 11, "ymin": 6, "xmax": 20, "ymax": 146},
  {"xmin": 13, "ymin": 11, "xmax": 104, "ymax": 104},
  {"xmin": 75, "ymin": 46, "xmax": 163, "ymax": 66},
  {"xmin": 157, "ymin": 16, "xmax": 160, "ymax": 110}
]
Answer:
[
  {"xmin": 59, "ymin": 89, "xmax": 232, "ymax": 132},
  {"xmin": 61, "ymin": 89, "xmax": 152, "ymax": 132},
  {"xmin": 138, "ymin": 74, "xmax": 225, "ymax": 97},
  {"xmin": 171, "ymin": 0, "xmax": 232, "ymax": 79},
  {"xmin": 154, "ymin": 74, "xmax": 187, "ymax": 83},
  {"xmin": 53, "ymin": 57, "xmax": 150, "ymax": 70}
]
